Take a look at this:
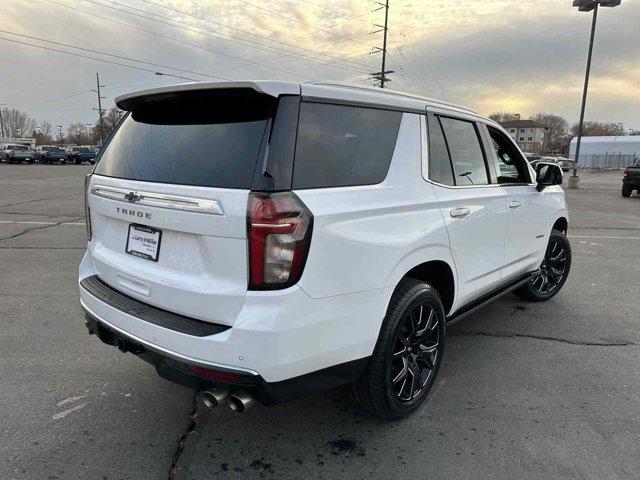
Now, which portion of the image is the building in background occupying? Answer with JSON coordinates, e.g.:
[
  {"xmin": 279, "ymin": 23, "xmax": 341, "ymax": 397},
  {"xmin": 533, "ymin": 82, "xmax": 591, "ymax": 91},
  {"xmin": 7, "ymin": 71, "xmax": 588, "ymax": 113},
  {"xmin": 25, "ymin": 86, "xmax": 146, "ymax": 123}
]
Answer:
[
  {"xmin": 569, "ymin": 135, "xmax": 640, "ymax": 170},
  {"xmin": 499, "ymin": 120, "xmax": 548, "ymax": 153},
  {"xmin": 0, "ymin": 137, "xmax": 36, "ymax": 149}
]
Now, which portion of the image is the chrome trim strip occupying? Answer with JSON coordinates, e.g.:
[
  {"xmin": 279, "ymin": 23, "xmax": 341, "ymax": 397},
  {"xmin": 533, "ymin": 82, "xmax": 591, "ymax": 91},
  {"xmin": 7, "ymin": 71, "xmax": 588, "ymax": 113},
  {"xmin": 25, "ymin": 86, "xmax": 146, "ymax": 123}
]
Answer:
[
  {"xmin": 80, "ymin": 296, "xmax": 259, "ymax": 377},
  {"xmin": 91, "ymin": 185, "xmax": 224, "ymax": 215}
]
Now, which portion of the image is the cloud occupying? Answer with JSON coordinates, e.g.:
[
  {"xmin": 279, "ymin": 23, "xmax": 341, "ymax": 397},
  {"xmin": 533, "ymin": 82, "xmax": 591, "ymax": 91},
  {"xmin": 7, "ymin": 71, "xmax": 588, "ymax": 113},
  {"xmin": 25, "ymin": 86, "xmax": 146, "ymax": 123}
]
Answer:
[{"xmin": 0, "ymin": 0, "xmax": 637, "ymax": 129}]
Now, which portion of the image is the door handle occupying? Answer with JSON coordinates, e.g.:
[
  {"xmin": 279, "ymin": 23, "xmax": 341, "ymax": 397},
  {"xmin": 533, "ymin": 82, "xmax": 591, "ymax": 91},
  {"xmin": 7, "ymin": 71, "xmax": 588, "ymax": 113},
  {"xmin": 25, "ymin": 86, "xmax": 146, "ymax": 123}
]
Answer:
[
  {"xmin": 450, "ymin": 207, "xmax": 471, "ymax": 219},
  {"xmin": 508, "ymin": 200, "xmax": 521, "ymax": 209}
]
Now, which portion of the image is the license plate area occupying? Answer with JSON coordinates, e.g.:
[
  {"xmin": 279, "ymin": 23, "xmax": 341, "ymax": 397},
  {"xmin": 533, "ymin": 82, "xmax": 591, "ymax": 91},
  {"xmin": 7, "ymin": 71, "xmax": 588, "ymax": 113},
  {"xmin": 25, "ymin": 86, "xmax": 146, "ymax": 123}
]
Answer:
[{"xmin": 125, "ymin": 223, "xmax": 162, "ymax": 262}]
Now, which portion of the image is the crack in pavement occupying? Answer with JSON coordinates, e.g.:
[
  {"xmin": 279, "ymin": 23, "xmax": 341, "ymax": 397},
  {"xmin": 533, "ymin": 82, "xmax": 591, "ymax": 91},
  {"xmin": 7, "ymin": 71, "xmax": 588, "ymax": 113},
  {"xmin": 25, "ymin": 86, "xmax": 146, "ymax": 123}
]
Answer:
[
  {"xmin": 0, "ymin": 215, "xmax": 85, "ymax": 242},
  {"xmin": 0, "ymin": 192, "xmax": 82, "ymax": 208},
  {"xmin": 168, "ymin": 392, "xmax": 200, "ymax": 480},
  {"xmin": 452, "ymin": 330, "xmax": 636, "ymax": 347}
]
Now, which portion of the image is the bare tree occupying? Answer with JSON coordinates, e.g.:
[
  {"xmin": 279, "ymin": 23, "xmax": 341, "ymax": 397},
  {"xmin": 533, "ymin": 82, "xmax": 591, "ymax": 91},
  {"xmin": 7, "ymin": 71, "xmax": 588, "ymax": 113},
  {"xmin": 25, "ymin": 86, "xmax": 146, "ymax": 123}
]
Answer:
[
  {"xmin": 33, "ymin": 120, "xmax": 54, "ymax": 145},
  {"xmin": 570, "ymin": 121, "xmax": 625, "ymax": 137},
  {"xmin": 93, "ymin": 106, "xmax": 124, "ymax": 143},
  {"xmin": 1, "ymin": 107, "xmax": 37, "ymax": 137},
  {"xmin": 488, "ymin": 111, "xmax": 520, "ymax": 122},
  {"xmin": 67, "ymin": 122, "xmax": 92, "ymax": 145},
  {"xmin": 529, "ymin": 113, "xmax": 569, "ymax": 150}
]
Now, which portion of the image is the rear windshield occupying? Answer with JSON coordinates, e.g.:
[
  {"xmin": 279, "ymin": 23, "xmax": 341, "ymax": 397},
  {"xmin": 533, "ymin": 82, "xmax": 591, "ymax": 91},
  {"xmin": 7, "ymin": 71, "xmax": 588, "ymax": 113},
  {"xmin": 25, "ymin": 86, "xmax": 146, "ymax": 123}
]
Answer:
[
  {"xmin": 12, "ymin": 145, "xmax": 28, "ymax": 151},
  {"xmin": 94, "ymin": 89, "xmax": 274, "ymax": 189},
  {"xmin": 79, "ymin": 147, "xmax": 92, "ymax": 152}
]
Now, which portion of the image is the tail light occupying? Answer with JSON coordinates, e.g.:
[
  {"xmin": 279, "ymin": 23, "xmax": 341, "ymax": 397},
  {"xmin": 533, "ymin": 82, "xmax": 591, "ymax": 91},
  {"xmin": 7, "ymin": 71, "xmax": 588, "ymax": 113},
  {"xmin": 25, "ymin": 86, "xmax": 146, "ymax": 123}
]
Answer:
[
  {"xmin": 623, "ymin": 166, "xmax": 629, "ymax": 177},
  {"xmin": 247, "ymin": 192, "xmax": 313, "ymax": 290},
  {"xmin": 84, "ymin": 174, "xmax": 92, "ymax": 240}
]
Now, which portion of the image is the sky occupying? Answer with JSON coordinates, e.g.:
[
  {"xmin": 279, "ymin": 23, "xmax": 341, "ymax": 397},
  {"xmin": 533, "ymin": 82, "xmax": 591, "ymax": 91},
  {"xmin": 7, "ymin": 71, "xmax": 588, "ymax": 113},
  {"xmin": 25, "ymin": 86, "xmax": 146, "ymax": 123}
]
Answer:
[{"xmin": 0, "ymin": 0, "xmax": 638, "ymax": 133}]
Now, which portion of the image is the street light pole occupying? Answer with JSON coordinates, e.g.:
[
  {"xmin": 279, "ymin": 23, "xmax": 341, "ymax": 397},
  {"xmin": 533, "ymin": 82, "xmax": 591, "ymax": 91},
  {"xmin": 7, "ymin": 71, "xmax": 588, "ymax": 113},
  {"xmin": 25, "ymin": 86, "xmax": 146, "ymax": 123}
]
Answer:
[
  {"xmin": 0, "ymin": 103, "xmax": 5, "ymax": 138},
  {"xmin": 514, "ymin": 113, "xmax": 521, "ymax": 149},
  {"xmin": 572, "ymin": 3, "xmax": 598, "ymax": 179},
  {"xmin": 570, "ymin": 0, "xmax": 622, "ymax": 188}
]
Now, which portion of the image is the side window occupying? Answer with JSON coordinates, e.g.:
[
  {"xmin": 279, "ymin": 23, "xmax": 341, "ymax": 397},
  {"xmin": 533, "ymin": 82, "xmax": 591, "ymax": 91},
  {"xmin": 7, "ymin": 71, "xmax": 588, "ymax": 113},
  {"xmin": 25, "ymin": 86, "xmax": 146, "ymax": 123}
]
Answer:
[
  {"xmin": 439, "ymin": 117, "xmax": 489, "ymax": 185},
  {"xmin": 426, "ymin": 113, "xmax": 454, "ymax": 185},
  {"xmin": 487, "ymin": 126, "xmax": 531, "ymax": 184},
  {"xmin": 293, "ymin": 102, "xmax": 402, "ymax": 189}
]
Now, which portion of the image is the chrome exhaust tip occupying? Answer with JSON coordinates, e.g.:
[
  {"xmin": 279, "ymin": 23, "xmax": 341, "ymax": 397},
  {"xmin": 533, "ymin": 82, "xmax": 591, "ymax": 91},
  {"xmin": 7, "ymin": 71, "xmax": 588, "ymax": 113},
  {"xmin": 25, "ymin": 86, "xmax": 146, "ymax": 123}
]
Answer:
[
  {"xmin": 200, "ymin": 388, "xmax": 230, "ymax": 409},
  {"xmin": 227, "ymin": 391, "xmax": 253, "ymax": 413}
]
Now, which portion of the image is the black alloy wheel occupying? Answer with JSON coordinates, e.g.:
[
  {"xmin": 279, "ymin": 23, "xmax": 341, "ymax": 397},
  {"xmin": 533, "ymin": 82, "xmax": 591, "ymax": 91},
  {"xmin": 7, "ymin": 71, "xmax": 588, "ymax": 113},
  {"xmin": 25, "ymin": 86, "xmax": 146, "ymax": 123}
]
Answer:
[
  {"xmin": 352, "ymin": 278, "xmax": 445, "ymax": 419},
  {"xmin": 516, "ymin": 229, "xmax": 571, "ymax": 302},
  {"xmin": 390, "ymin": 304, "xmax": 441, "ymax": 403},
  {"xmin": 531, "ymin": 238, "xmax": 568, "ymax": 295}
]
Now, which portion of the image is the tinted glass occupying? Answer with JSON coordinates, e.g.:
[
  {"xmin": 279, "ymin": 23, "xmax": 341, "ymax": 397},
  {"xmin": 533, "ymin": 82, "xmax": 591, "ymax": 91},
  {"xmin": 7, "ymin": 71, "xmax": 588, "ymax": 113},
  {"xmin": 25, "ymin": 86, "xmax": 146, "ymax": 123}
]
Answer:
[
  {"xmin": 439, "ymin": 117, "xmax": 489, "ymax": 185},
  {"xmin": 293, "ymin": 102, "xmax": 402, "ymax": 189},
  {"xmin": 94, "ymin": 90, "xmax": 274, "ymax": 189},
  {"xmin": 427, "ymin": 113, "xmax": 454, "ymax": 185},
  {"xmin": 488, "ymin": 126, "xmax": 531, "ymax": 184}
]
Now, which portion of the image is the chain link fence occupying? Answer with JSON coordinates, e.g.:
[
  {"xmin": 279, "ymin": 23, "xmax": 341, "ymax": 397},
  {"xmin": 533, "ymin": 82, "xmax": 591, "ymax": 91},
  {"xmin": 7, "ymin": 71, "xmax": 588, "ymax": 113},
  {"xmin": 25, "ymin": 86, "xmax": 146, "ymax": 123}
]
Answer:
[{"xmin": 577, "ymin": 153, "xmax": 636, "ymax": 171}]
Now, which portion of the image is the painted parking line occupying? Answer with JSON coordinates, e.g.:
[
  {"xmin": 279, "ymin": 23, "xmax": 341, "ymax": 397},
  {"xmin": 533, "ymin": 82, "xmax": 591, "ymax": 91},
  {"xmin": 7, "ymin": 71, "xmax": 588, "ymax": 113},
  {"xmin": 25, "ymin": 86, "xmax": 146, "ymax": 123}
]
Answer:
[
  {"xmin": 0, "ymin": 220, "xmax": 85, "ymax": 225},
  {"xmin": 569, "ymin": 235, "xmax": 640, "ymax": 240}
]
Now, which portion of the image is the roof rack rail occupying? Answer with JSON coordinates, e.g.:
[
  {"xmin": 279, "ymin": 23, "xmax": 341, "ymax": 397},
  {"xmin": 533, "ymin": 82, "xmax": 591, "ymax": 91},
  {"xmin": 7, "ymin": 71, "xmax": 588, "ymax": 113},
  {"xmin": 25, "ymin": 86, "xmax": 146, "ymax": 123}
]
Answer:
[{"xmin": 304, "ymin": 81, "xmax": 477, "ymax": 115}]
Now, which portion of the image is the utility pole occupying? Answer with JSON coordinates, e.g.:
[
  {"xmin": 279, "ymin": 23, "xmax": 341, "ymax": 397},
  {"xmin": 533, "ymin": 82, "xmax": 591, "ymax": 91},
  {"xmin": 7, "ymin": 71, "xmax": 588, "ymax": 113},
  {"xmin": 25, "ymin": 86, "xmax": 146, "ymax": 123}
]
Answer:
[
  {"xmin": 370, "ymin": 0, "xmax": 394, "ymax": 88},
  {"xmin": 92, "ymin": 73, "xmax": 106, "ymax": 145}
]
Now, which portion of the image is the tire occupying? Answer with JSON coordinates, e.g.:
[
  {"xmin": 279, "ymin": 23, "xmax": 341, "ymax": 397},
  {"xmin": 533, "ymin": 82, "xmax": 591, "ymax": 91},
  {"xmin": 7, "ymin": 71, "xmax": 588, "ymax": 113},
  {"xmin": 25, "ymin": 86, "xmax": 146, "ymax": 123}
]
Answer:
[
  {"xmin": 515, "ymin": 229, "xmax": 571, "ymax": 302},
  {"xmin": 352, "ymin": 278, "xmax": 446, "ymax": 420},
  {"xmin": 622, "ymin": 184, "xmax": 632, "ymax": 197}
]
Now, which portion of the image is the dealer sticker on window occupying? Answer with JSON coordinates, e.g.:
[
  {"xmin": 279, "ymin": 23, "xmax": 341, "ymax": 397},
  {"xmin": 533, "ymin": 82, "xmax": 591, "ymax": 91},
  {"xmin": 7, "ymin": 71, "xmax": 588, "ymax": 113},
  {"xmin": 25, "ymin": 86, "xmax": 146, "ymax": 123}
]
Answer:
[{"xmin": 125, "ymin": 224, "xmax": 162, "ymax": 262}]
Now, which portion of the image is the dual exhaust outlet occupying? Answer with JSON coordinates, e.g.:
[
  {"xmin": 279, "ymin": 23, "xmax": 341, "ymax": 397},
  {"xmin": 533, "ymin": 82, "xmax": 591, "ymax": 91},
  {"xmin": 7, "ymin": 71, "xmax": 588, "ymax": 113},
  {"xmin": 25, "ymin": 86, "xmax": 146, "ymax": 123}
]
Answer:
[{"xmin": 200, "ymin": 388, "xmax": 253, "ymax": 413}]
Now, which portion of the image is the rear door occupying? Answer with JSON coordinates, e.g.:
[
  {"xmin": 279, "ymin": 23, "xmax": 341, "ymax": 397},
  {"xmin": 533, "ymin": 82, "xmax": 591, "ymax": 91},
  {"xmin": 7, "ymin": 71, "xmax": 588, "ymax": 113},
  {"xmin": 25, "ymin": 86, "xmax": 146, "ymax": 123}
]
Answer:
[
  {"xmin": 425, "ymin": 112, "xmax": 508, "ymax": 307},
  {"xmin": 87, "ymin": 88, "xmax": 279, "ymax": 326}
]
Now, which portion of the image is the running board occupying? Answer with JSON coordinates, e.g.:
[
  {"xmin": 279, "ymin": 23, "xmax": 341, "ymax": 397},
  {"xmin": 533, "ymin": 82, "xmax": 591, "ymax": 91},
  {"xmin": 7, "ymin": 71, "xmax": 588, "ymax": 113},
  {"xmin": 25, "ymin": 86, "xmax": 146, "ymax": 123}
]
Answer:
[{"xmin": 446, "ymin": 271, "xmax": 537, "ymax": 326}]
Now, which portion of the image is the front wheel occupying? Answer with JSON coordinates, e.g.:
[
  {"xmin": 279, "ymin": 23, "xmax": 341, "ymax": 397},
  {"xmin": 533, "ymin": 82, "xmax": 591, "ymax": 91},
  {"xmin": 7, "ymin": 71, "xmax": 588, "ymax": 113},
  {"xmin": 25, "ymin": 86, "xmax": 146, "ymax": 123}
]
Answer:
[
  {"xmin": 352, "ymin": 278, "xmax": 445, "ymax": 419},
  {"xmin": 516, "ymin": 229, "xmax": 571, "ymax": 302}
]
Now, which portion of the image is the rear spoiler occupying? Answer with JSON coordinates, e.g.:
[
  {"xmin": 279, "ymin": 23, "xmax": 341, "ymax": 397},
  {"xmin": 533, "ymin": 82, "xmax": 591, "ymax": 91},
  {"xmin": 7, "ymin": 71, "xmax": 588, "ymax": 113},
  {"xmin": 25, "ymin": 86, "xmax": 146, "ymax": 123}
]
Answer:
[{"xmin": 115, "ymin": 81, "xmax": 300, "ymax": 112}]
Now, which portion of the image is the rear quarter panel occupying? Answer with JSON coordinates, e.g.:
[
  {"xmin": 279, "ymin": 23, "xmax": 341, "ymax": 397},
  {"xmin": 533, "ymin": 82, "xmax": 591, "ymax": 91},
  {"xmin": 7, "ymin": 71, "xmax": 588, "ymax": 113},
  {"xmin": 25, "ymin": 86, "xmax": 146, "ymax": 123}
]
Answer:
[{"xmin": 294, "ymin": 113, "xmax": 452, "ymax": 300}]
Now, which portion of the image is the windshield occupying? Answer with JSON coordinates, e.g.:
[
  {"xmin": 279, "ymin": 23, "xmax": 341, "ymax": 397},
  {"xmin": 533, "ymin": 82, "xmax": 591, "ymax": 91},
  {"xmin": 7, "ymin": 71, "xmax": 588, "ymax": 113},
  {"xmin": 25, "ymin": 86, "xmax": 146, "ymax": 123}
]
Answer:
[
  {"xmin": 79, "ymin": 147, "xmax": 92, "ymax": 152},
  {"xmin": 95, "ymin": 89, "xmax": 274, "ymax": 189}
]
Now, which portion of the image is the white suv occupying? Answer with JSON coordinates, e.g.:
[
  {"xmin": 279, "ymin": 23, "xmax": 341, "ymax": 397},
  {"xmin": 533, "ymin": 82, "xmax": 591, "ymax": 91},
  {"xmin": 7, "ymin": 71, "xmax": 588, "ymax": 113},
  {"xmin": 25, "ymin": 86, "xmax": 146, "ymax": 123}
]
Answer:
[{"xmin": 79, "ymin": 81, "xmax": 570, "ymax": 419}]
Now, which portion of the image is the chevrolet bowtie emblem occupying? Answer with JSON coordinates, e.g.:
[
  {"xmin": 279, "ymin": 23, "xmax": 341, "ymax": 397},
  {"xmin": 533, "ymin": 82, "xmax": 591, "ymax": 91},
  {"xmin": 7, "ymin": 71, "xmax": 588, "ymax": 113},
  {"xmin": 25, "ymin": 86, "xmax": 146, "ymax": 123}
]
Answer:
[{"xmin": 124, "ymin": 191, "xmax": 141, "ymax": 203}]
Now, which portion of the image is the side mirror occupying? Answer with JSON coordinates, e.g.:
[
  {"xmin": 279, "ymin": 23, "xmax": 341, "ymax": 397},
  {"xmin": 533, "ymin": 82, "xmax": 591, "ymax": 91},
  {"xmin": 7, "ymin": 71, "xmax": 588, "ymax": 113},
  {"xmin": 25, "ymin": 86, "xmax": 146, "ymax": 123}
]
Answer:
[{"xmin": 535, "ymin": 162, "xmax": 563, "ymax": 192}]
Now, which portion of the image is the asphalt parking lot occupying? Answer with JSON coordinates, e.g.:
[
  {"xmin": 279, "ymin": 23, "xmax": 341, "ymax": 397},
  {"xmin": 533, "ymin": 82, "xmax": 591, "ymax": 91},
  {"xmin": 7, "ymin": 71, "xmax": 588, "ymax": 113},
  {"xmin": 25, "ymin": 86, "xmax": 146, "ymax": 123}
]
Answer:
[{"xmin": 1, "ymin": 165, "xmax": 639, "ymax": 480}]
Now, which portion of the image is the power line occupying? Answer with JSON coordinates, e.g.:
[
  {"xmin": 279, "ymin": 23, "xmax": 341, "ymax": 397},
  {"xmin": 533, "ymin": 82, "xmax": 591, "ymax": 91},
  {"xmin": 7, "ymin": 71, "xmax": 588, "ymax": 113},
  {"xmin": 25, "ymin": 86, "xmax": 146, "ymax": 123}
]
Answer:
[
  {"xmin": 88, "ymin": 0, "xmax": 373, "ymax": 73},
  {"xmin": 43, "ymin": 0, "xmax": 298, "ymax": 77},
  {"xmin": 0, "ymin": 30, "xmax": 231, "ymax": 81},
  {"xmin": 0, "ymin": 36, "xmax": 200, "ymax": 81},
  {"xmin": 226, "ymin": 0, "xmax": 373, "ymax": 46},
  {"xmin": 46, "ymin": 0, "xmax": 375, "ymax": 79}
]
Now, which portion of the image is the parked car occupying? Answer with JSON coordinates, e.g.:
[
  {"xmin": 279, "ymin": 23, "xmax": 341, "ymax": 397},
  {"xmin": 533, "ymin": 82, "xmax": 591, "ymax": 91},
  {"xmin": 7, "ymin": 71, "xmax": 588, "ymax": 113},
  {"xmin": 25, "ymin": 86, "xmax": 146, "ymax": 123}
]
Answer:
[
  {"xmin": 529, "ymin": 156, "xmax": 557, "ymax": 169},
  {"xmin": 2, "ymin": 144, "xmax": 33, "ymax": 164},
  {"xmin": 67, "ymin": 146, "xmax": 96, "ymax": 164},
  {"xmin": 79, "ymin": 81, "xmax": 570, "ymax": 419},
  {"xmin": 34, "ymin": 145, "xmax": 67, "ymax": 164},
  {"xmin": 555, "ymin": 156, "xmax": 576, "ymax": 172},
  {"xmin": 622, "ymin": 155, "xmax": 640, "ymax": 197}
]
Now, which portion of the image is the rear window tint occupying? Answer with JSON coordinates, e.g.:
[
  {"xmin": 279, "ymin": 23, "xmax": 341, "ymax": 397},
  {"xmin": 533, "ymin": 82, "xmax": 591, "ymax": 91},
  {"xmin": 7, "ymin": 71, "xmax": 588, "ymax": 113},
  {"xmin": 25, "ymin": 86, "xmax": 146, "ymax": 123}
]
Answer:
[
  {"xmin": 439, "ymin": 117, "xmax": 489, "ymax": 186},
  {"xmin": 292, "ymin": 102, "xmax": 402, "ymax": 189},
  {"xmin": 94, "ymin": 90, "xmax": 274, "ymax": 189},
  {"xmin": 427, "ymin": 113, "xmax": 454, "ymax": 185}
]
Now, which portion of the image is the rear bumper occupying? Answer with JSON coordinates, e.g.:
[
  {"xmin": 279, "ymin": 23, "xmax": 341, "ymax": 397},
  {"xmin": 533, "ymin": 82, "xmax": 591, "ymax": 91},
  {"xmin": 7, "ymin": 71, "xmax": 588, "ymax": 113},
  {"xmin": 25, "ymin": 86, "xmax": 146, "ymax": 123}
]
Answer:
[
  {"xmin": 79, "ymin": 251, "xmax": 387, "ymax": 399},
  {"xmin": 83, "ymin": 310, "xmax": 368, "ymax": 405}
]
